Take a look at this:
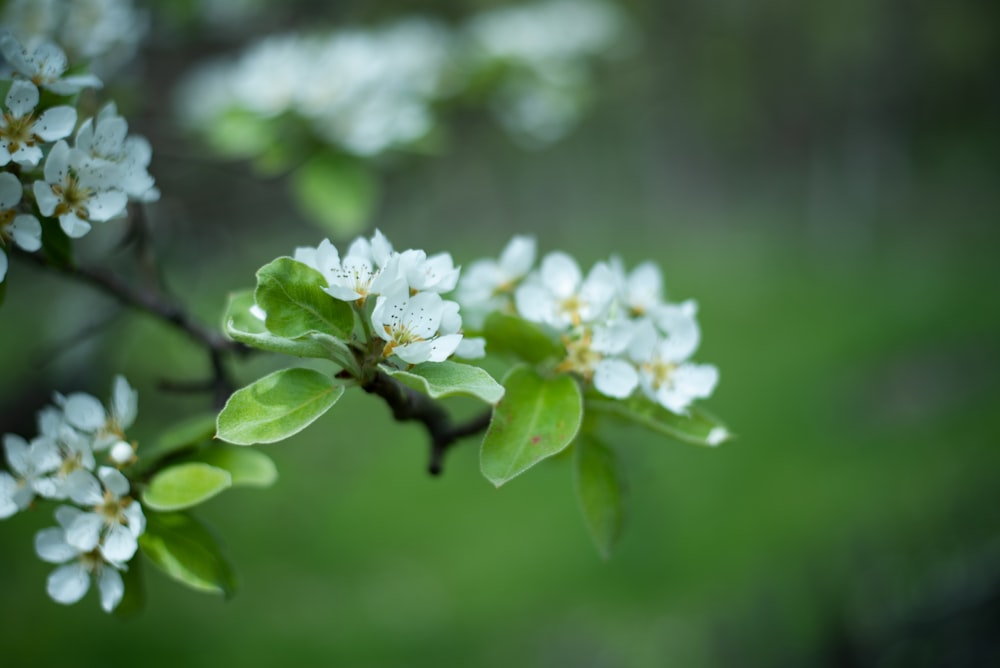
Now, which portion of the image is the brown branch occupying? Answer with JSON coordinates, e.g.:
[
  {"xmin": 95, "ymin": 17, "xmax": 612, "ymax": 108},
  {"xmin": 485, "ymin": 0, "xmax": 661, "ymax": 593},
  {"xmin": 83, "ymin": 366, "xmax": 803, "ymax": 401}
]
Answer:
[{"xmin": 362, "ymin": 371, "xmax": 493, "ymax": 475}]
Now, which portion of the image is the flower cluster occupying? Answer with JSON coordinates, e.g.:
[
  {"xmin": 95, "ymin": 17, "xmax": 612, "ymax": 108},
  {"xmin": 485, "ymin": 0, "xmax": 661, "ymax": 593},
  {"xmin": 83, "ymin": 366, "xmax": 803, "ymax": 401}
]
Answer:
[
  {"xmin": 457, "ymin": 237, "xmax": 720, "ymax": 415},
  {"xmin": 0, "ymin": 32, "xmax": 158, "ymax": 283},
  {"xmin": 0, "ymin": 376, "xmax": 145, "ymax": 612},
  {"xmin": 291, "ymin": 230, "xmax": 484, "ymax": 365},
  {"xmin": 175, "ymin": 0, "xmax": 631, "ymax": 157}
]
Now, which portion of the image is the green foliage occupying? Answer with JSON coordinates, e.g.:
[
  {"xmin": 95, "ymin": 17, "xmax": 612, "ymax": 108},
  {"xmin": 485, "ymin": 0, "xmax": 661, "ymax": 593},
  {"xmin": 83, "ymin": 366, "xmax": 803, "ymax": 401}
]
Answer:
[
  {"xmin": 588, "ymin": 396, "xmax": 732, "ymax": 447},
  {"xmin": 573, "ymin": 434, "xmax": 624, "ymax": 559},
  {"xmin": 291, "ymin": 152, "xmax": 379, "ymax": 237},
  {"xmin": 255, "ymin": 257, "xmax": 354, "ymax": 339},
  {"xmin": 480, "ymin": 366, "xmax": 583, "ymax": 487},
  {"xmin": 189, "ymin": 446, "xmax": 278, "ymax": 488},
  {"xmin": 381, "ymin": 360, "xmax": 505, "ymax": 404},
  {"xmin": 142, "ymin": 462, "xmax": 233, "ymax": 511},
  {"xmin": 216, "ymin": 367, "xmax": 345, "ymax": 445},
  {"xmin": 139, "ymin": 511, "xmax": 237, "ymax": 597},
  {"xmin": 482, "ymin": 312, "xmax": 563, "ymax": 363}
]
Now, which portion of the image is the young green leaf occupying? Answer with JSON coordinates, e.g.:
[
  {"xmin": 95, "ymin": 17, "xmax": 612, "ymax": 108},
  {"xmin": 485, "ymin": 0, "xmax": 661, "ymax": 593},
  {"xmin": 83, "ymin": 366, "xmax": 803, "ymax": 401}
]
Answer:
[
  {"xmin": 587, "ymin": 396, "xmax": 732, "ymax": 447},
  {"xmin": 139, "ymin": 511, "xmax": 237, "ymax": 597},
  {"xmin": 480, "ymin": 366, "xmax": 583, "ymax": 487},
  {"xmin": 291, "ymin": 152, "xmax": 379, "ymax": 236},
  {"xmin": 216, "ymin": 367, "xmax": 345, "ymax": 445},
  {"xmin": 142, "ymin": 462, "xmax": 232, "ymax": 511},
  {"xmin": 255, "ymin": 257, "xmax": 354, "ymax": 339},
  {"xmin": 482, "ymin": 312, "xmax": 563, "ymax": 364},
  {"xmin": 189, "ymin": 446, "xmax": 278, "ymax": 488},
  {"xmin": 381, "ymin": 360, "xmax": 504, "ymax": 404},
  {"xmin": 574, "ymin": 435, "xmax": 625, "ymax": 559}
]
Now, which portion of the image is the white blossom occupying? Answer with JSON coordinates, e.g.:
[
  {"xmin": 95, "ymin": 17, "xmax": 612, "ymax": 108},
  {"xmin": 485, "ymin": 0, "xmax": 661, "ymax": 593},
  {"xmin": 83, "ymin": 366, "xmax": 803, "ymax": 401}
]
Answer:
[
  {"xmin": 0, "ymin": 171, "xmax": 42, "ymax": 282},
  {"xmin": 371, "ymin": 288, "xmax": 464, "ymax": 364},
  {"xmin": 35, "ymin": 505, "xmax": 126, "ymax": 612},
  {"xmin": 515, "ymin": 251, "xmax": 617, "ymax": 330},
  {"xmin": 73, "ymin": 102, "xmax": 159, "ymax": 202},
  {"xmin": 33, "ymin": 139, "xmax": 128, "ymax": 238},
  {"xmin": 0, "ymin": 35, "xmax": 101, "ymax": 94},
  {"xmin": 456, "ymin": 234, "xmax": 536, "ymax": 328},
  {"xmin": 0, "ymin": 434, "xmax": 61, "ymax": 517},
  {"xmin": 62, "ymin": 466, "xmax": 144, "ymax": 563},
  {"xmin": 0, "ymin": 80, "xmax": 76, "ymax": 167},
  {"xmin": 399, "ymin": 249, "xmax": 460, "ymax": 294},
  {"xmin": 556, "ymin": 321, "xmax": 638, "ymax": 399},
  {"xmin": 295, "ymin": 230, "xmax": 403, "ymax": 303}
]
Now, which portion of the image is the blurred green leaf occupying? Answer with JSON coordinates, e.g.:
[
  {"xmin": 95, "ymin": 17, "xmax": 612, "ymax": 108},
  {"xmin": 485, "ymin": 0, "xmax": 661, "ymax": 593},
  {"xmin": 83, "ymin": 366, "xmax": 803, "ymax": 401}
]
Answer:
[
  {"xmin": 482, "ymin": 312, "xmax": 563, "ymax": 364},
  {"xmin": 113, "ymin": 552, "xmax": 145, "ymax": 618},
  {"xmin": 140, "ymin": 511, "xmax": 237, "ymax": 597},
  {"xmin": 381, "ymin": 360, "xmax": 504, "ymax": 404},
  {"xmin": 142, "ymin": 462, "xmax": 232, "ymax": 511},
  {"xmin": 588, "ymin": 396, "xmax": 732, "ymax": 447},
  {"xmin": 574, "ymin": 434, "xmax": 625, "ymax": 559},
  {"xmin": 255, "ymin": 257, "xmax": 354, "ymax": 339},
  {"xmin": 206, "ymin": 108, "xmax": 275, "ymax": 159},
  {"xmin": 480, "ymin": 366, "xmax": 583, "ymax": 487},
  {"xmin": 291, "ymin": 152, "xmax": 379, "ymax": 237},
  {"xmin": 154, "ymin": 412, "xmax": 218, "ymax": 455},
  {"xmin": 189, "ymin": 446, "xmax": 278, "ymax": 489},
  {"xmin": 224, "ymin": 290, "xmax": 356, "ymax": 369},
  {"xmin": 216, "ymin": 367, "xmax": 345, "ymax": 445}
]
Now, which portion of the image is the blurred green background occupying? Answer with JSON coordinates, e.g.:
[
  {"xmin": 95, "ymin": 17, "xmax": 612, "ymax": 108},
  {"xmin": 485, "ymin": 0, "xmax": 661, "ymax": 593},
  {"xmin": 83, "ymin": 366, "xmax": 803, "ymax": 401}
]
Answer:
[{"xmin": 1, "ymin": 0, "xmax": 999, "ymax": 666}]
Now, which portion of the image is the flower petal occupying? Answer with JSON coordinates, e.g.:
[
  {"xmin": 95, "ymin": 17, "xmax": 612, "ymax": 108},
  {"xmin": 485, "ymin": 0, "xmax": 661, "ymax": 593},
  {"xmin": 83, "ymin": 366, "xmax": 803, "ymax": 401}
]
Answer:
[
  {"xmin": 98, "ymin": 567, "xmax": 124, "ymax": 612},
  {"xmin": 33, "ymin": 106, "xmax": 77, "ymax": 141},
  {"xmin": 35, "ymin": 527, "xmax": 78, "ymax": 563},
  {"xmin": 10, "ymin": 214, "xmax": 42, "ymax": 251},
  {"xmin": 47, "ymin": 562, "xmax": 90, "ymax": 605},
  {"xmin": 594, "ymin": 358, "xmax": 639, "ymax": 399},
  {"xmin": 63, "ymin": 392, "xmax": 107, "ymax": 431},
  {"xmin": 5, "ymin": 80, "xmax": 38, "ymax": 117},
  {"xmin": 100, "ymin": 523, "xmax": 137, "ymax": 562},
  {"xmin": 65, "ymin": 512, "xmax": 104, "ymax": 552}
]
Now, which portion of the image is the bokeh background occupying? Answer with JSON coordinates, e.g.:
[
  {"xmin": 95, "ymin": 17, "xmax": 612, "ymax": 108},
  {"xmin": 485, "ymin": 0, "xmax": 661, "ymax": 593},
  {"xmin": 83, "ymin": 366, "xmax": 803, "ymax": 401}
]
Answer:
[{"xmin": 1, "ymin": 0, "xmax": 998, "ymax": 665}]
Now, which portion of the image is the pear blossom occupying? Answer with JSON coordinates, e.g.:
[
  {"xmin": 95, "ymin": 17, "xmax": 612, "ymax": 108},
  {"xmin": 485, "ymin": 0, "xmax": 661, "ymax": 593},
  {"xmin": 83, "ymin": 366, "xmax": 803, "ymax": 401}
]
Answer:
[
  {"xmin": 295, "ymin": 230, "xmax": 402, "ymax": 303},
  {"xmin": 456, "ymin": 234, "xmax": 535, "ymax": 327},
  {"xmin": 556, "ymin": 321, "xmax": 638, "ymax": 399},
  {"xmin": 629, "ymin": 304, "xmax": 718, "ymax": 414},
  {"xmin": 0, "ymin": 35, "xmax": 102, "ymax": 94},
  {"xmin": 73, "ymin": 102, "xmax": 159, "ymax": 202},
  {"xmin": 610, "ymin": 256, "xmax": 664, "ymax": 317},
  {"xmin": 0, "ymin": 171, "xmax": 42, "ymax": 282},
  {"xmin": 30, "ymin": 412, "xmax": 97, "ymax": 501},
  {"xmin": 515, "ymin": 251, "xmax": 617, "ymax": 330},
  {"xmin": 438, "ymin": 298, "xmax": 486, "ymax": 359},
  {"xmin": 0, "ymin": 80, "xmax": 76, "ymax": 166},
  {"xmin": 35, "ymin": 505, "xmax": 126, "ymax": 612},
  {"xmin": 33, "ymin": 139, "xmax": 128, "ymax": 238},
  {"xmin": 0, "ymin": 434, "xmax": 61, "ymax": 517},
  {"xmin": 371, "ymin": 288, "xmax": 464, "ymax": 364},
  {"xmin": 62, "ymin": 466, "xmax": 144, "ymax": 562},
  {"xmin": 399, "ymin": 249, "xmax": 460, "ymax": 294}
]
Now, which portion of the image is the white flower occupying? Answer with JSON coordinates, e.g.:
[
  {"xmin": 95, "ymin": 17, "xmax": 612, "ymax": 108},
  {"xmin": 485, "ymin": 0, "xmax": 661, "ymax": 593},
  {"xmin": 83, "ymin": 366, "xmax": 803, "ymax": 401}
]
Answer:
[
  {"xmin": 610, "ymin": 257, "xmax": 664, "ymax": 317},
  {"xmin": 295, "ymin": 230, "xmax": 403, "ymax": 303},
  {"xmin": 399, "ymin": 249, "xmax": 460, "ymax": 294},
  {"xmin": 371, "ymin": 288, "xmax": 463, "ymax": 364},
  {"xmin": 515, "ymin": 251, "xmax": 617, "ymax": 330},
  {"xmin": 35, "ymin": 505, "xmax": 126, "ymax": 612},
  {"xmin": 556, "ymin": 321, "xmax": 638, "ymax": 399},
  {"xmin": 0, "ymin": 80, "xmax": 76, "ymax": 167},
  {"xmin": 31, "ymin": 406, "xmax": 97, "ymax": 500},
  {"xmin": 62, "ymin": 466, "xmax": 145, "ymax": 563},
  {"xmin": 0, "ymin": 34, "xmax": 102, "ymax": 94},
  {"xmin": 0, "ymin": 170, "xmax": 42, "ymax": 282},
  {"xmin": 0, "ymin": 433, "xmax": 62, "ymax": 517},
  {"xmin": 456, "ymin": 235, "xmax": 536, "ymax": 328},
  {"xmin": 73, "ymin": 102, "xmax": 159, "ymax": 202},
  {"xmin": 437, "ymin": 298, "xmax": 485, "ymax": 359},
  {"xmin": 629, "ymin": 304, "xmax": 718, "ymax": 414},
  {"xmin": 33, "ymin": 139, "xmax": 128, "ymax": 238}
]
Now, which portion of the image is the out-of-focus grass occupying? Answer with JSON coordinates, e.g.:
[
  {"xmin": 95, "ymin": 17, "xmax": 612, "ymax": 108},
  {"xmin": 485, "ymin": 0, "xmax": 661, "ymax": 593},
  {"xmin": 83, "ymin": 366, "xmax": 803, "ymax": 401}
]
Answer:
[{"xmin": 1, "ymin": 222, "xmax": 996, "ymax": 667}]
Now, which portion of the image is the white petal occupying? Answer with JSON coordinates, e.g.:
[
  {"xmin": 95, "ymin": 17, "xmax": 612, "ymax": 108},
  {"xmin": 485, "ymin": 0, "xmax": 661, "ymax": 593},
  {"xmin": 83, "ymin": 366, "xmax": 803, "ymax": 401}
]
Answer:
[
  {"xmin": 369, "ymin": 229, "xmax": 393, "ymax": 267},
  {"xmin": 5, "ymin": 80, "xmax": 38, "ymax": 117},
  {"xmin": 0, "ymin": 250, "xmax": 6, "ymax": 283},
  {"xmin": 65, "ymin": 469, "xmax": 102, "ymax": 506},
  {"xmin": 402, "ymin": 291, "xmax": 445, "ymax": 339},
  {"xmin": 59, "ymin": 213, "xmax": 92, "ymax": 238},
  {"xmin": 0, "ymin": 473, "xmax": 19, "ymax": 518},
  {"xmin": 55, "ymin": 504, "xmax": 85, "ymax": 529},
  {"xmin": 33, "ymin": 106, "xmax": 77, "ymax": 141},
  {"xmin": 35, "ymin": 527, "xmax": 78, "ymax": 563},
  {"xmin": 455, "ymin": 337, "xmax": 486, "ymax": 359},
  {"xmin": 10, "ymin": 144, "xmax": 42, "ymax": 167},
  {"xmin": 123, "ymin": 501, "xmax": 145, "ymax": 537},
  {"xmin": 594, "ymin": 359, "xmax": 639, "ymax": 399},
  {"xmin": 97, "ymin": 466, "xmax": 130, "ymax": 497},
  {"xmin": 425, "ymin": 333, "xmax": 463, "ymax": 362},
  {"xmin": 43, "ymin": 139, "xmax": 71, "ymax": 184},
  {"xmin": 63, "ymin": 392, "xmax": 107, "ymax": 431},
  {"xmin": 33, "ymin": 180, "xmax": 59, "ymax": 217},
  {"xmin": 540, "ymin": 252, "xmax": 581, "ymax": 298},
  {"xmin": 393, "ymin": 340, "xmax": 433, "ymax": 364},
  {"xmin": 370, "ymin": 292, "xmax": 404, "ymax": 343},
  {"xmin": 10, "ymin": 214, "xmax": 42, "ymax": 251},
  {"xmin": 111, "ymin": 375, "xmax": 138, "ymax": 428},
  {"xmin": 499, "ymin": 235, "xmax": 536, "ymax": 278},
  {"xmin": 65, "ymin": 512, "xmax": 104, "ymax": 552},
  {"xmin": 84, "ymin": 189, "xmax": 128, "ymax": 222},
  {"xmin": 47, "ymin": 562, "xmax": 90, "ymax": 605},
  {"xmin": 98, "ymin": 567, "xmax": 124, "ymax": 612},
  {"xmin": 673, "ymin": 363, "xmax": 719, "ymax": 400},
  {"xmin": 438, "ymin": 299, "xmax": 462, "ymax": 335},
  {"xmin": 3, "ymin": 433, "xmax": 31, "ymax": 475},
  {"xmin": 627, "ymin": 261, "xmax": 663, "ymax": 310},
  {"xmin": 0, "ymin": 171, "xmax": 21, "ymax": 208},
  {"xmin": 99, "ymin": 523, "xmax": 137, "ymax": 562},
  {"xmin": 514, "ymin": 282, "xmax": 554, "ymax": 324},
  {"xmin": 30, "ymin": 437, "xmax": 62, "ymax": 474}
]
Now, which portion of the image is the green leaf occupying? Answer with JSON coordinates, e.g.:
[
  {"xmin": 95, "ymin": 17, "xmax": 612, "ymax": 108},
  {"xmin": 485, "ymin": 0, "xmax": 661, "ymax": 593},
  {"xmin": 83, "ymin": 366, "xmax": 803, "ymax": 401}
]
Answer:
[
  {"xmin": 189, "ymin": 446, "xmax": 278, "ymax": 488},
  {"xmin": 482, "ymin": 312, "xmax": 563, "ymax": 364},
  {"xmin": 255, "ymin": 257, "xmax": 354, "ymax": 339},
  {"xmin": 153, "ymin": 412, "xmax": 218, "ymax": 454},
  {"xmin": 290, "ymin": 152, "xmax": 379, "ymax": 237},
  {"xmin": 216, "ymin": 367, "xmax": 345, "ymax": 445},
  {"xmin": 381, "ymin": 360, "xmax": 504, "ymax": 404},
  {"xmin": 206, "ymin": 108, "xmax": 274, "ymax": 159},
  {"xmin": 480, "ymin": 366, "xmax": 583, "ymax": 487},
  {"xmin": 139, "ymin": 511, "xmax": 237, "ymax": 597},
  {"xmin": 142, "ymin": 463, "xmax": 232, "ymax": 511},
  {"xmin": 223, "ymin": 291, "xmax": 357, "ymax": 369},
  {"xmin": 587, "ymin": 396, "xmax": 732, "ymax": 447},
  {"xmin": 574, "ymin": 435, "xmax": 625, "ymax": 559}
]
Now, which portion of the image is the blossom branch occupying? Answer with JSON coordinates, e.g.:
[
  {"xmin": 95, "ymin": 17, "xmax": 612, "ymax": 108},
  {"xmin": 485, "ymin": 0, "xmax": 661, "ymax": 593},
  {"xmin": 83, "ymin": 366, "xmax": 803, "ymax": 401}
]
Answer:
[{"xmin": 362, "ymin": 370, "xmax": 492, "ymax": 475}]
